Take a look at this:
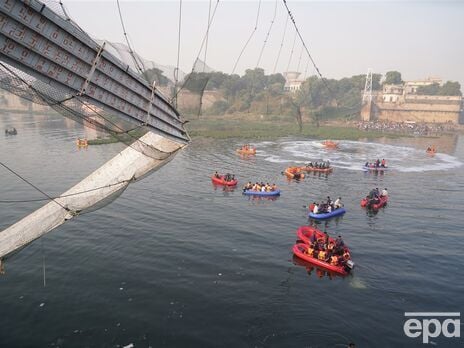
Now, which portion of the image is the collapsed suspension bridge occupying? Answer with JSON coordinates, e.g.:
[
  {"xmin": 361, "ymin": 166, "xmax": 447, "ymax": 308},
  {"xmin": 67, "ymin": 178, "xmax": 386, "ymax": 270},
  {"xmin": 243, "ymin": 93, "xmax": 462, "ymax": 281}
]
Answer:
[{"xmin": 0, "ymin": 0, "xmax": 189, "ymax": 267}]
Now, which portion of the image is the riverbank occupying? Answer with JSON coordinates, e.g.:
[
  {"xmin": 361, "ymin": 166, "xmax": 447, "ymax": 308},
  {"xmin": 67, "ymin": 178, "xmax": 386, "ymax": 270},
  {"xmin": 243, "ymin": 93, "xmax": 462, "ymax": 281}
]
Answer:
[{"xmin": 186, "ymin": 119, "xmax": 408, "ymax": 140}]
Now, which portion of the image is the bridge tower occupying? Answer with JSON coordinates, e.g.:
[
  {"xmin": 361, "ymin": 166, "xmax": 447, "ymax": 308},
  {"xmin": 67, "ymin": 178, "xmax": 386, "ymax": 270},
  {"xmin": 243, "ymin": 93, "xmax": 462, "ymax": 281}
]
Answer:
[{"xmin": 361, "ymin": 68, "xmax": 374, "ymax": 121}]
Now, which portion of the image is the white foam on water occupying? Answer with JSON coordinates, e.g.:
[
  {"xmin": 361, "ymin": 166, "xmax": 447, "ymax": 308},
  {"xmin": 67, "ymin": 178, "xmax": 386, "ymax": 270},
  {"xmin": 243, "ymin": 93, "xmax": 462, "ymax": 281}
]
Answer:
[{"xmin": 255, "ymin": 140, "xmax": 463, "ymax": 173}]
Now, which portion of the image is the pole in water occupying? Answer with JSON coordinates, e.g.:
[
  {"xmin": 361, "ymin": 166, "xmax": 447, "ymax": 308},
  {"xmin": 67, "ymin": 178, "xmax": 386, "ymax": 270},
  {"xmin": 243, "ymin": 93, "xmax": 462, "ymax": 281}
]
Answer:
[{"xmin": 0, "ymin": 258, "xmax": 4, "ymax": 275}]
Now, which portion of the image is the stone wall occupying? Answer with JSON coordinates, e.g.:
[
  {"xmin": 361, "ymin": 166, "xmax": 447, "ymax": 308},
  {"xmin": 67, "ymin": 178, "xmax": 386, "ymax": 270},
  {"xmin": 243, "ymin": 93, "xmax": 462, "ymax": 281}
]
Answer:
[{"xmin": 375, "ymin": 101, "xmax": 461, "ymax": 123}]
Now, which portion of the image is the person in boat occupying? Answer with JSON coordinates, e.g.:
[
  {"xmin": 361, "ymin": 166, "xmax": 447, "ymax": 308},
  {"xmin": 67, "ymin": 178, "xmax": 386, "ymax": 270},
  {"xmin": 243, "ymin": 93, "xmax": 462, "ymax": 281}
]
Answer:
[
  {"xmin": 327, "ymin": 204, "xmax": 332, "ymax": 213},
  {"xmin": 330, "ymin": 253, "xmax": 339, "ymax": 266},
  {"xmin": 323, "ymin": 232, "xmax": 329, "ymax": 250},
  {"xmin": 307, "ymin": 245, "xmax": 315, "ymax": 257},
  {"xmin": 381, "ymin": 159, "xmax": 386, "ymax": 167},
  {"xmin": 307, "ymin": 162, "xmax": 313, "ymax": 167},
  {"xmin": 375, "ymin": 159, "xmax": 380, "ymax": 167},
  {"xmin": 214, "ymin": 171, "xmax": 220, "ymax": 179},
  {"xmin": 244, "ymin": 182, "xmax": 253, "ymax": 191},
  {"xmin": 375, "ymin": 187, "xmax": 380, "ymax": 196},
  {"xmin": 327, "ymin": 196, "xmax": 333, "ymax": 206},
  {"xmin": 334, "ymin": 197, "xmax": 343, "ymax": 209},
  {"xmin": 318, "ymin": 249, "xmax": 328, "ymax": 261},
  {"xmin": 381, "ymin": 188, "xmax": 388, "ymax": 197},
  {"xmin": 335, "ymin": 236, "xmax": 345, "ymax": 253},
  {"xmin": 313, "ymin": 203, "xmax": 319, "ymax": 214},
  {"xmin": 271, "ymin": 183, "xmax": 277, "ymax": 191}
]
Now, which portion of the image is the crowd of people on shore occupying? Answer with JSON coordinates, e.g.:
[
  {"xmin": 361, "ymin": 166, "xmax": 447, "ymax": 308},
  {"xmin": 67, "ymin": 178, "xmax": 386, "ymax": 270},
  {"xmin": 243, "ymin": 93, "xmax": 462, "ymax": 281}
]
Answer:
[
  {"xmin": 243, "ymin": 182, "xmax": 278, "ymax": 192},
  {"xmin": 309, "ymin": 196, "xmax": 343, "ymax": 214},
  {"xmin": 306, "ymin": 232, "xmax": 350, "ymax": 266},
  {"xmin": 304, "ymin": 160, "xmax": 331, "ymax": 169},
  {"xmin": 355, "ymin": 120, "xmax": 456, "ymax": 136}
]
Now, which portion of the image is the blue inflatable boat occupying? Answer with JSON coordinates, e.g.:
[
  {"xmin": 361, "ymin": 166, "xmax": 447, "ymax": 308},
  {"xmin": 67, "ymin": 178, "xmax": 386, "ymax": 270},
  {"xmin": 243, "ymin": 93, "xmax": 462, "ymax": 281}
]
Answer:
[
  {"xmin": 243, "ymin": 189, "xmax": 281, "ymax": 196},
  {"xmin": 308, "ymin": 207, "xmax": 346, "ymax": 220}
]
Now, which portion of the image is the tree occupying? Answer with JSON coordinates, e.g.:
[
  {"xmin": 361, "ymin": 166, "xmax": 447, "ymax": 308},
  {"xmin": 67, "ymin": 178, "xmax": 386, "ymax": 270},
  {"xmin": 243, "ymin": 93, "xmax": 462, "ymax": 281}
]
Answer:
[
  {"xmin": 144, "ymin": 68, "xmax": 169, "ymax": 86},
  {"xmin": 384, "ymin": 71, "xmax": 403, "ymax": 85},
  {"xmin": 416, "ymin": 83, "xmax": 440, "ymax": 95},
  {"xmin": 439, "ymin": 81, "xmax": 462, "ymax": 96}
]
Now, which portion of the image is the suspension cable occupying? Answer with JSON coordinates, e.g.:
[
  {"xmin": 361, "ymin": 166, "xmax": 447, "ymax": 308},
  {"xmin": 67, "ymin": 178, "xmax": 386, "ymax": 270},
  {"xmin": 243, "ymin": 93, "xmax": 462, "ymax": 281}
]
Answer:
[
  {"xmin": 273, "ymin": 12, "xmax": 288, "ymax": 74},
  {"xmin": 281, "ymin": 0, "xmax": 333, "ymax": 95},
  {"xmin": 174, "ymin": 0, "xmax": 183, "ymax": 108},
  {"xmin": 116, "ymin": 0, "xmax": 144, "ymax": 75},
  {"xmin": 285, "ymin": 29, "xmax": 297, "ymax": 73},
  {"xmin": 203, "ymin": 0, "xmax": 213, "ymax": 72},
  {"xmin": 170, "ymin": 0, "xmax": 220, "ymax": 103},
  {"xmin": 232, "ymin": 0, "xmax": 262, "ymax": 74},
  {"xmin": 256, "ymin": 0, "xmax": 278, "ymax": 69}
]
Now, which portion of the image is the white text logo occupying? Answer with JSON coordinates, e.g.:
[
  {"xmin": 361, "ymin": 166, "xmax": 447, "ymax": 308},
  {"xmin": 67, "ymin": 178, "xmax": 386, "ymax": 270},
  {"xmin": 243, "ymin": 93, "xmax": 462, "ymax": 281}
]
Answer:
[{"xmin": 403, "ymin": 312, "xmax": 460, "ymax": 344}]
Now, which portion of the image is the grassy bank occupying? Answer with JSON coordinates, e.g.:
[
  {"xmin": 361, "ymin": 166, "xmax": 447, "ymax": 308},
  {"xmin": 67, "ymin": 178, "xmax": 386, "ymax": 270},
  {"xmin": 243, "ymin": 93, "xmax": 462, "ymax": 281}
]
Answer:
[{"xmin": 186, "ymin": 119, "xmax": 404, "ymax": 140}]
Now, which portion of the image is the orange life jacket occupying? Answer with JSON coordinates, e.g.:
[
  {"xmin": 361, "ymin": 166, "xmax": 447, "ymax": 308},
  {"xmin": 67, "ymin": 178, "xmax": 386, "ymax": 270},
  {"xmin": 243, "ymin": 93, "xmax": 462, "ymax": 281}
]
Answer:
[
  {"xmin": 318, "ymin": 251, "xmax": 326, "ymax": 260},
  {"xmin": 330, "ymin": 255, "xmax": 339, "ymax": 265}
]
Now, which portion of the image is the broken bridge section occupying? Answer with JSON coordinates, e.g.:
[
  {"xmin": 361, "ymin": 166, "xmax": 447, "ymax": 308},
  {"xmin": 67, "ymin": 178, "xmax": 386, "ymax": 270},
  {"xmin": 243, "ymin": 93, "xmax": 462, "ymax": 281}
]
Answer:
[{"xmin": 0, "ymin": 0, "xmax": 188, "ymax": 144}]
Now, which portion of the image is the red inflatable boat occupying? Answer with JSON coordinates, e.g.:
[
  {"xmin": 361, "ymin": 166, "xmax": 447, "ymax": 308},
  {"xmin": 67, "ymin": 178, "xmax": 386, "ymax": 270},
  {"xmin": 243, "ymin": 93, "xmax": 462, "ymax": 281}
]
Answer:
[
  {"xmin": 293, "ymin": 243, "xmax": 351, "ymax": 275},
  {"xmin": 360, "ymin": 195, "xmax": 388, "ymax": 209},
  {"xmin": 211, "ymin": 175, "xmax": 238, "ymax": 186},
  {"xmin": 294, "ymin": 226, "xmax": 353, "ymax": 275}
]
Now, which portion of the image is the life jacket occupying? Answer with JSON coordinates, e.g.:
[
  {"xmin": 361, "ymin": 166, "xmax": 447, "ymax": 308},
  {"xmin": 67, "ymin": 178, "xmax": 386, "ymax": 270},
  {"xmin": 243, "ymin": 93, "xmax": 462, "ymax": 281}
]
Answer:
[
  {"xmin": 307, "ymin": 247, "xmax": 314, "ymax": 256},
  {"xmin": 330, "ymin": 255, "xmax": 339, "ymax": 265},
  {"xmin": 309, "ymin": 203, "xmax": 315, "ymax": 212},
  {"xmin": 318, "ymin": 251, "xmax": 326, "ymax": 260},
  {"xmin": 343, "ymin": 251, "xmax": 351, "ymax": 260}
]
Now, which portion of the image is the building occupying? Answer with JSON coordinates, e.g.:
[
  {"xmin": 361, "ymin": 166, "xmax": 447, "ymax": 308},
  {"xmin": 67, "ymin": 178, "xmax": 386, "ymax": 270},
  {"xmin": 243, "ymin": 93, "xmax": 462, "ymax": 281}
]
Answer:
[
  {"xmin": 283, "ymin": 72, "xmax": 304, "ymax": 93},
  {"xmin": 403, "ymin": 77, "xmax": 442, "ymax": 94},
  {"xmin": 363, "ymin": 76, "xmax": 463, "ymax": 124}
]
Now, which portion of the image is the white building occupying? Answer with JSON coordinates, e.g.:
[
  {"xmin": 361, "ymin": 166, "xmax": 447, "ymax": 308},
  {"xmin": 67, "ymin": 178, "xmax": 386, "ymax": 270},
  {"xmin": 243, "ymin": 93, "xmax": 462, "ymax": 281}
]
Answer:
[{"xmin": 284, "ymin": 72, "xmax": 304, "ymax": 93}]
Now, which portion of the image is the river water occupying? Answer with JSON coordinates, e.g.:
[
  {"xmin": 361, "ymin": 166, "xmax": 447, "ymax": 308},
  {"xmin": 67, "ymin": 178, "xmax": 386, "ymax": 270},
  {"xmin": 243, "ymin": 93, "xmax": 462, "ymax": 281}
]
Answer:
[{"xmin": 1, "ymin": 113, "xmax": 463, "ymax": 347}]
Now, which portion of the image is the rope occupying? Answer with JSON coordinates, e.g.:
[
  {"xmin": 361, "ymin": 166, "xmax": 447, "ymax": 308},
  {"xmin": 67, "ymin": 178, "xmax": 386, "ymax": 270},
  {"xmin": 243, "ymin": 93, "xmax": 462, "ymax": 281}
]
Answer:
[
  {"xmin": 0, "ymin": 161, "xmax": 70, "ymax": 211},
  {"xmin": 231, "ymin": 0, "xmax": 262, "ymax": 74}
]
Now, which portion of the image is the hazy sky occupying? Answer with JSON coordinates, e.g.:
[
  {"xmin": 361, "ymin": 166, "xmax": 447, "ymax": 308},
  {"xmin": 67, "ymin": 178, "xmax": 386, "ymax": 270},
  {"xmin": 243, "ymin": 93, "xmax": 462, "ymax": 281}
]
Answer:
[{"xmin": 65, "ymin": 0, "xmax": 464, "ymax": 85}]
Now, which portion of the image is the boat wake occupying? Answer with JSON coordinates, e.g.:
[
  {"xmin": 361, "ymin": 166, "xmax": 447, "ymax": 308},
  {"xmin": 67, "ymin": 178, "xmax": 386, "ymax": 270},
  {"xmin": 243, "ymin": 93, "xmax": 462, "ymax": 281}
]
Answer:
[{"xmin": 255, "ymin": 140, "xmax": 462, "ymax": 173}]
